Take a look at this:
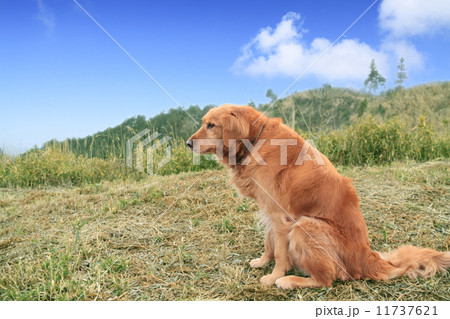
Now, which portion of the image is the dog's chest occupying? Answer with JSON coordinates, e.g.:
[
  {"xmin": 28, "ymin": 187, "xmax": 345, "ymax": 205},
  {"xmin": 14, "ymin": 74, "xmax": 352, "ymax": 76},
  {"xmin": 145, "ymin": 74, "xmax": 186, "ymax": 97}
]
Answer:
[{"xmin": 229, "ymin": 169, "xmax": 258, "ymax": 199}]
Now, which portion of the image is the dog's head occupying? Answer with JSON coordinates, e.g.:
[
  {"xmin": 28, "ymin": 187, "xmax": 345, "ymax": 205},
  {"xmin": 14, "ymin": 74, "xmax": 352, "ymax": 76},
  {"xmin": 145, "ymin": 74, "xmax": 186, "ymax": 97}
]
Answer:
[{"xmin": 186, "ymin": 104, "xmax": 261, "ymax": 154}]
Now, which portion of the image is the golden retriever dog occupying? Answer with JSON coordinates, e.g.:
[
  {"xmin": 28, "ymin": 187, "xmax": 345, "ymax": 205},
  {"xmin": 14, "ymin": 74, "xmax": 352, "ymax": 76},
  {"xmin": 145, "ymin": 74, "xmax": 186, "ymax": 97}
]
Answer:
[{"xmin": 186, "ymin": 104, "xmax": 450, "ymax": 289}]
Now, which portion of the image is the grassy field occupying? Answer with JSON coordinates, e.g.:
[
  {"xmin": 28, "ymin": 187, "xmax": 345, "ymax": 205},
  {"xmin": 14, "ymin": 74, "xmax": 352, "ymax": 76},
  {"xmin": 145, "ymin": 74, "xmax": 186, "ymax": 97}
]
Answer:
[
  {"xmin": 0, "ymin": 161, "xmax": 448, "ymax": 300},
  {"xmin": 2, "ymin": 116, "xmax": 447, "ymax": 189}
]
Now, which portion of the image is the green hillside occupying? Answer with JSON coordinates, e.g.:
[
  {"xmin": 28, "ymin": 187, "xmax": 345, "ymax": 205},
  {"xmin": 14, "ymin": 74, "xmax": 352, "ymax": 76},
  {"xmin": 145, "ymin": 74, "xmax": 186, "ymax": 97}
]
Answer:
[
  {"xmin": 40, "ymin": 82, "xmax": 449, "ymax": 161},
  {"xmin": 42, "ymin": 105, "xmax": 214, "ymax": 160},
  {"xmin": 1, "ymin": 83, "xmax": 449, "ymax": 300},
  {"xmin": 265, "ymin": 82, "xmax": 449, "ymax": 135}
]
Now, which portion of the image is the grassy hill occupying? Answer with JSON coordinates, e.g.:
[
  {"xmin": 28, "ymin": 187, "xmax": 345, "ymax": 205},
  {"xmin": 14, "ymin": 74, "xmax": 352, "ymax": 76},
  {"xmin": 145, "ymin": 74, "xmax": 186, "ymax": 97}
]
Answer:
[
  {"xmin": 266, "ymin": 82, "xmax": 450, "ymax": 135},
  {"xmin": 40, "ymin": 82, "xmax": 449, "ymax": 161},
  {"xmin": 41, "ymin": 105, "xmax": 214, "ymax": 160},
  {"xmin": 1, "ymin": 82, "xmax": 448, "ymax": 187},
  {"xmin": 1, "ymin": 82, "xmax": 449, "ymax": 301}
]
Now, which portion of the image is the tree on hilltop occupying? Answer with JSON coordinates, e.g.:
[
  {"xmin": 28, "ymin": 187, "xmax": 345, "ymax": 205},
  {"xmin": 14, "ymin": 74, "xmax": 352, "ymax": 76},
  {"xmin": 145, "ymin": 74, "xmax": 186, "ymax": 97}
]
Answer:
[
  {"xmin": 265, "ymin": 89, "xmax": 277, "ymax": 103},
  {"xmin": 395, "ymin": 57, "xmax": 407, "ymax": 89},
  {"xmin": 364, "ymin": 59, "xmax": 386, "ymax": 95}
]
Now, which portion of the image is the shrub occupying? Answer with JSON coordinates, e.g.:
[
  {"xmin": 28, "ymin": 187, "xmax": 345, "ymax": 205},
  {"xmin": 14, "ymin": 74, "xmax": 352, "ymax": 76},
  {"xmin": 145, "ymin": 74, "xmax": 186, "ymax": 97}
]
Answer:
[
  {"xmin": 0, "ymin": 141, "xmax": 220, "ymax": 188},
  {"xmin": 315, "ymin": 116, "xmax": 449, "ymax": 166},
  {"xmin": 149, "ymin": 138, "xmax": 221, "ymax": 175},
  {"xmin": 0, "ymin": 147, "xmax": 142, "ymax": 188},
  {"xmin": 1, "ymin": 118, "xmax": 447, "ymax": 188}
]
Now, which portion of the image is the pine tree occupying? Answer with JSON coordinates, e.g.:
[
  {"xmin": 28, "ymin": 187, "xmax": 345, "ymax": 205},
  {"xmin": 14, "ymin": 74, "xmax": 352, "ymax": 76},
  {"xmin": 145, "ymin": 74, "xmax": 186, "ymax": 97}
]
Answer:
[
  {"xmin": 265, "ymin": 89, "xmax": 277, "ymax": 103},
  {"xmin": 395, "ymin": 57, "xmax": 407, "ymax": 89},
  {"xmin": 364, "ymin": 59, "xmax": 386, "ymax": 95}
]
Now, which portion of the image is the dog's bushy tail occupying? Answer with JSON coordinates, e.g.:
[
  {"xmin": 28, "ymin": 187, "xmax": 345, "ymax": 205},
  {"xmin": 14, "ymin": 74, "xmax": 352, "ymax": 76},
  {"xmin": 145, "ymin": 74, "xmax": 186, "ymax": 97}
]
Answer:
[{"xmin": 378, "ymin": 245, "xmax": 450, "ymax": 279}]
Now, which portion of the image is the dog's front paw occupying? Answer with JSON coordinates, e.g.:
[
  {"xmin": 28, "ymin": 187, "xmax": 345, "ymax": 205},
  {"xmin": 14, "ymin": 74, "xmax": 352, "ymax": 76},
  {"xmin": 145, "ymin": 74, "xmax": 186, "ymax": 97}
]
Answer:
[
  {"xmin": 250, "ymin": 258, "xmax": 268, "ymax": 268},
  {"xmin": 275, "ymin": 276, "xmax": 295, "ymax": 290},
  {"xmin": 260, "ymin": 274, "xmax": 277, "ymax": 286}
]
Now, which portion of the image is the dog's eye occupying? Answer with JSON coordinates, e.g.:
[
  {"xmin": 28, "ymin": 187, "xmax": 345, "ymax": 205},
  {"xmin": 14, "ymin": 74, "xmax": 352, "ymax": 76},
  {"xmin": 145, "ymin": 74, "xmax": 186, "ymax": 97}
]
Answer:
[{"xmin": 207, "ymin": 123, "xmax": 215, "ymax": 129}]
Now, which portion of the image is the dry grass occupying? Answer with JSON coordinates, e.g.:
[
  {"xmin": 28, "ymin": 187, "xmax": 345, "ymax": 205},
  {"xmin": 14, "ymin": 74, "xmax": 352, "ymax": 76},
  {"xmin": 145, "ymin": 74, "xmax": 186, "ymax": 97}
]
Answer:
[{"xmin": 0, "ymin": 161, "xmax": 449, "ymax": 300}]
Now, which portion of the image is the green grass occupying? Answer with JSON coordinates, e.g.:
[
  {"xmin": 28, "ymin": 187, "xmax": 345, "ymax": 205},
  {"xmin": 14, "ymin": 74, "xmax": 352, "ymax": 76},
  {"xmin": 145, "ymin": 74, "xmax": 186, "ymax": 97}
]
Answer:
[
  {"xmin": 1, "ymin": 117, "xmax": 448, "ymax": 188},
  {"xmin": 0, "ymin": 162, "xmax": 448, "ymax": 300},
  {"xmin": 0, "ymin": 142, "xmax": 220, "ymax": 188},
  {"xmin": 315, "ymin": 116, "xmax": 449, "ymax": 165},
  {"xmin": 270, "ymin": 82, "xmax": 450, "ymax": 133},
  {"xmin": 0, "ymin": 147, "xmax": 142, "ymax": 188},
  {"xmin": 1, "ymin": 82, "xmax": 448, "ymax": 300},
  {"xmin": 37, "ymin": 82, "xmax": 450, "ymax": 164}
]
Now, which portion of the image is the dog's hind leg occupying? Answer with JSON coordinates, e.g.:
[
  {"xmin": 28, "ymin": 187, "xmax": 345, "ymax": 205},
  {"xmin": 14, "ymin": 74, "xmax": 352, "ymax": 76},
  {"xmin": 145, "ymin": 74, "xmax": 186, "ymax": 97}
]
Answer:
[
  {"xmin": 276, "ymin": 218, "xmax": 339, "ymax": 289},
  {"xmin": 275, "ymin": 276, "xmax": 326, "ymax": 289}
]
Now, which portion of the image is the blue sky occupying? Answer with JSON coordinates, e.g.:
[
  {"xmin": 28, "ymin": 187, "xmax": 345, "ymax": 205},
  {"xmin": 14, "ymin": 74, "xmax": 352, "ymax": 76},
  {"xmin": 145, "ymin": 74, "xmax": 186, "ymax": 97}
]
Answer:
[{"xmin": 1, "ymin": 0, "xmax": 449, "ymax": 154}]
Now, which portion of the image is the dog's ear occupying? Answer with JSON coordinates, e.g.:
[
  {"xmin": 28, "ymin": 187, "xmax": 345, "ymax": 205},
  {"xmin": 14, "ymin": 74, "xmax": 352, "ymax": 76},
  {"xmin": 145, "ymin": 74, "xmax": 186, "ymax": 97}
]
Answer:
[{"xmin": 221, "ymin": 112, "xmax": 250, "ymax": 147}]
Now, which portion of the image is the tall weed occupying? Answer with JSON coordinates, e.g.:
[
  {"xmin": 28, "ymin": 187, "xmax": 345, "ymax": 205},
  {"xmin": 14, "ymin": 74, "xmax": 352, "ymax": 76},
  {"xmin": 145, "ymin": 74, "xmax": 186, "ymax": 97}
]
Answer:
[
  {"xmin": 1, "ymin": 118, "xmax": 448, "ymax": 188},
  {"xmin": 0, "ymin": 147, "xmax": 142, "ymax": 188},
  {"xmin": 316, "ymin": 116, "xmax": 449, "ymax": 165}
]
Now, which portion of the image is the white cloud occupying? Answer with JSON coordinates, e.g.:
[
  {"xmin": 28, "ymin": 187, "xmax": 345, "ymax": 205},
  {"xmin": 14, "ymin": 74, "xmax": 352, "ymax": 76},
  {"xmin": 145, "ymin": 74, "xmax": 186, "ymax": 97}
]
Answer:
[
  {"xmin": 309, "ymin": 39, "xmax": 389, "ymax": 81},
  {"xmin": 381, "ymin": 40, "xmax": 423, "ymax": 69},
  {"xmin": 36, "ymin": 0, "xmax": 55, "ymax": 30},
  {"xmin": 232, "ymin": 12, "xmax": 390, "ymax": 81},
  {"xmin": 232, "ymin": 5, "xmax": 438, "ymax": 83},
  {"xmin": 254, "ymin": 12, "xmax": 302, "ymax": 53},
  {"xmin": 379, "ymin": 0, "xmax": 450, "ymax": 37}
]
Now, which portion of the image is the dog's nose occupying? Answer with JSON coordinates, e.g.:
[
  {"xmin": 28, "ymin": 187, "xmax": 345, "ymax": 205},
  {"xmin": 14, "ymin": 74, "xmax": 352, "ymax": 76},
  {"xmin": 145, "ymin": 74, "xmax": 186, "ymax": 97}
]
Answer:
[{"xmin": 186, "ymin": 139, "xmax": 193, "ymax": 149}]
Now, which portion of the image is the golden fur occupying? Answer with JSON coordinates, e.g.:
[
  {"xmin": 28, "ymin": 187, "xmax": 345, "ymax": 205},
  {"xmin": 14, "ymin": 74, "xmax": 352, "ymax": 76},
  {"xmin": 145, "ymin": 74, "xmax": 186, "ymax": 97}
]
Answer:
[{"xmin": 187, "ymin": 104, "xmax": 450, "ymax": 289}]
